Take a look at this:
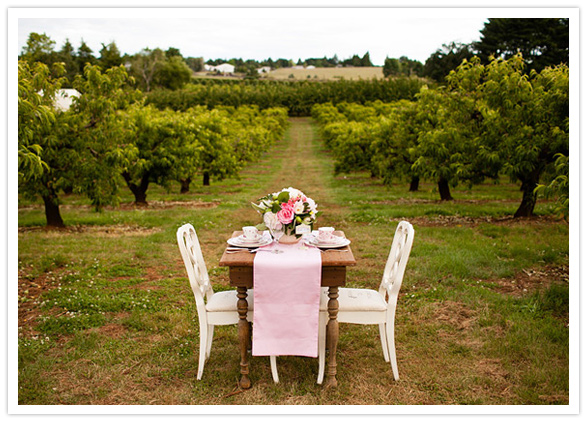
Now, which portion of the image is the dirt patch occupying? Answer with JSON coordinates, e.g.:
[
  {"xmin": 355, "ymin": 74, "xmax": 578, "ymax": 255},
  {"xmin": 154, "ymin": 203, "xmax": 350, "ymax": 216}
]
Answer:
[
  {"xmin": 19, "ymin": 200, "xmax": 218, "ymax": 212},
  {"xmin": 488, "ymin": 265, "xmax": 568, "ymax": 296},
  {"xmin": 431, "ymin": 300, "xmax": 478, "ymax": 331},
  {"xmin": 96, "ymin": 323, "xmax": 127, "ymax": 338},
  {"xmin": 117, "ymin": 200, "xmax": 219, "ymax": 210},
  {"xmin": 18, "ymin": 267, "xmax": 66, "ymax": 336},
  {"xmin": 398, "ymin": 214, "xmax": 562, "ymax": 228},
  {"xmin": 18, "ymin": 224, "xmax": 161, "ymax": 236}
]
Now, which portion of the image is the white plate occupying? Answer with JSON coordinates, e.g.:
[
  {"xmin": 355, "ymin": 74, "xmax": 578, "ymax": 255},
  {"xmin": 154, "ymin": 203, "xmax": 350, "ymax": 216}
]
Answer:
[
  {"xmin": 305, "ymin": 235, "xmax": 350, "ymax": 249},
  {"xmin": 227, "ymin": 235, "xmax": 272, "ymax": 248}
]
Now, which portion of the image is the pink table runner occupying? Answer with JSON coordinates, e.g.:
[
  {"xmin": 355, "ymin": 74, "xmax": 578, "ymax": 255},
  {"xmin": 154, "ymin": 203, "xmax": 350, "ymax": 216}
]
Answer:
[{"xmin": 252, "ymin": 242, "xmax": 322, "ymax": 357}]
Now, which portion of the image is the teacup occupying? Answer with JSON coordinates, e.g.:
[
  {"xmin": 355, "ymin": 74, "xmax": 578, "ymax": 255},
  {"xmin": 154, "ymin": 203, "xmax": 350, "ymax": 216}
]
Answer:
[
  {"xmin": 318, "ymin": 227, "xmax": 335, "ymax": 243},
  {"xmin": 242, "ymin": 226, "xmax": 260, "ymax": 241}
]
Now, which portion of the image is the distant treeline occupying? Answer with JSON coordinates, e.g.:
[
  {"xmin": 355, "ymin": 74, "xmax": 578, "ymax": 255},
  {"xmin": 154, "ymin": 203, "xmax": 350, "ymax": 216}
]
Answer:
[
  {"xmin": 205, "ymin": 51, "xmax": 373, "ymax": 70},
  {"xmin": 145, "ymin": 77, "xmax": 429, "ymax": 116}
]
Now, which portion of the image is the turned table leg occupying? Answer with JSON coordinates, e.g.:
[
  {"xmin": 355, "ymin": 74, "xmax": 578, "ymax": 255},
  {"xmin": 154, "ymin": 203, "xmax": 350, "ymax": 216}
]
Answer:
[
  {"xmin": 324, "ymin": 286, "xmax": 339, "ymax": 388},
  {"xmin": 237, "ymin": 286, "xmax": 251, "ymax": 389}
]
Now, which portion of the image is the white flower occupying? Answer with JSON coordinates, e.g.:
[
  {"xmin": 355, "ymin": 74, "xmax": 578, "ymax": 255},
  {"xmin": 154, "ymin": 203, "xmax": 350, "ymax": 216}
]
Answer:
[
  {"xmin": 263, "ymin": 212, "xmax": 282, "ymax": 230},
  {"xmin": 293, "ymin": 200, "xmax": 305, "ymax": 215},
  {"xmin": 305, "ymin": 197, "xmax": 317, "ymax": 214},
  {"xmin": 285, "ymin": 187, "xmax": 303, "ymax": 200}
]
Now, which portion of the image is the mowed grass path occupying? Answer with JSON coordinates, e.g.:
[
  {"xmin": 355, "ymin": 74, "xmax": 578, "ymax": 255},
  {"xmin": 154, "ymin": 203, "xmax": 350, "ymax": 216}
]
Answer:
[{"xmin": 17, "ymin": 118, "xmax": 569, "ymax": 406}]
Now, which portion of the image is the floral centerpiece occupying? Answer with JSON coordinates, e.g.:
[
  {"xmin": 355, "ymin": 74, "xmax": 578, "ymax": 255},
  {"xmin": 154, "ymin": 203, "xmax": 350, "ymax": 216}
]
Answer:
[{"xmin": 252, "ymin": 187, "xmax": 319, "ymax": 243}]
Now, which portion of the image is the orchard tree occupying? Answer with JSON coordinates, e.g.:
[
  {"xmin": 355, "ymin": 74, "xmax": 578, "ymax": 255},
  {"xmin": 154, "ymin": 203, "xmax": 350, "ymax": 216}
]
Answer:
[
  {"xmin": 169, "ymin": 108, "xmax": 204, "ymax": 194},
  {"xmin": 18, "ymin": 60, "xmax": 66, "ymax": 226},
  {"xmin": 18, "ymin": 62, "xmax": 135, "ymax": 226},
  {"xmin": 371, "ymin": 100, "xmax": 423, "ymax": 191},
  {"xmin": 478, "ymin": 55, "xmax": 569, "ymax": 217},
  {"xmin": 193, "ymin": 109, "xmax": 241, "ymax": 186},
  {"xmin": 411, "ymin": 76, "xmax": 499, "ymax": 201},
  {"xmin": 118, "ymin": 105, "xmax": 180, "ymax": 205},
  {"xmin": 67, "ymin": 64, "xmax": 139, "ymax": 210}
]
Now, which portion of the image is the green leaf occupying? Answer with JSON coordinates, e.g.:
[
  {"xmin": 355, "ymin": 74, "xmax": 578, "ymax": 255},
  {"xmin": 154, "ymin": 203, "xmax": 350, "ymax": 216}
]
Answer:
[{"xmin": 277, "ymin": 191, "xmax": 289, "ymax": 203}]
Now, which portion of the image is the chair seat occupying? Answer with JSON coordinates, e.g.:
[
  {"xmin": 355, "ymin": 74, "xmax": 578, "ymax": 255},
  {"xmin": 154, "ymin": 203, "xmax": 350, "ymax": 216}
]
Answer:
[
  {"xmin": 319, "ymin": 287, "xmax": 386, "ymax": 312},
  {"xmin": 206, "ymin": 290, "xmax": 254, "ymax": 312}
]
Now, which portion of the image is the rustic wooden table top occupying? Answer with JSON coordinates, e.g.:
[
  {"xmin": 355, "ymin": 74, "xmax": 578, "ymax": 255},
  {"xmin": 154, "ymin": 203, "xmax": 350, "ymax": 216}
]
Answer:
[{"xmin": 218, "ymin": 230, "xmax": 357, "ymax": 268}]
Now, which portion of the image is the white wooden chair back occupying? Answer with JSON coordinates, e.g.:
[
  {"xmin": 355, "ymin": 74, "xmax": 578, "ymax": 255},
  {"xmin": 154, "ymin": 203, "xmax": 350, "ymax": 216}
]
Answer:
[
  {"xmin": 379, "ymin": 221, "xmax": 414, "ymax": 306},
  {"xmin": 177, "ymin": 223, "xmax": 213, "ymax": 310}
]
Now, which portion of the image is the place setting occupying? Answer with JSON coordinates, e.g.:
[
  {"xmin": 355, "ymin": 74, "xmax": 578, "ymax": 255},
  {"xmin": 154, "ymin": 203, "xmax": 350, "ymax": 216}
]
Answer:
[
  {"xmin": 304, "ymin": 226, "xmax": 351, "ymax": 250},
  {"xmin": 225, "ymin": 226, "xmax": 273, "ymax": 253}
]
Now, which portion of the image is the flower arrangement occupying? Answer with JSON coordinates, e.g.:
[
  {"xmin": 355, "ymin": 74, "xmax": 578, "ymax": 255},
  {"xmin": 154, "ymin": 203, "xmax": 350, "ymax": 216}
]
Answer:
[{"xmin": 252, "ymin": 187, "xmax": 319, "ymax": 239}]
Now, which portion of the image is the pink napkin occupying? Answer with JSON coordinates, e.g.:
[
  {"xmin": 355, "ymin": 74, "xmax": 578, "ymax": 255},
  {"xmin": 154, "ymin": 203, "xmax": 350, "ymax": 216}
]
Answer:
[{"xmin": 252, "ymin": 242, "xmax": 322, "ymax": 357}]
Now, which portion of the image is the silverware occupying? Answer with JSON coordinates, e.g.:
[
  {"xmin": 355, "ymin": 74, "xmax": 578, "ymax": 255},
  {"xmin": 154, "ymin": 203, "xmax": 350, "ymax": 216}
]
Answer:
[
  {"xmin": 225, "ymin": 247, "xmax": 259, "ymax": 253},
  {"xmin": 320, "ymin": 248, "xmax": 348, "ymax": 253}
]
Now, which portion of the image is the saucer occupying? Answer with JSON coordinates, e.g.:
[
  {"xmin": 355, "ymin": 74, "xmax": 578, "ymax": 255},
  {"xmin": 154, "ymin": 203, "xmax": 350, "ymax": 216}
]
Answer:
[
  {"xmin": 305, "ymin": 234, "xmax": 350, "ymax": 249},
  {"xmin": 227, "ymin": 235, "xmax": 272, "ymax": 248}
]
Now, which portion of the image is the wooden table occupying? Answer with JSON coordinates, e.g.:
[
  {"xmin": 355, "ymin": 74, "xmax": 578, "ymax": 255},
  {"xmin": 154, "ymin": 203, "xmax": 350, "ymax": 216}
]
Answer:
[{"xmin": 218, "ymin": 231, "xmax": 356, "ymax": 389}]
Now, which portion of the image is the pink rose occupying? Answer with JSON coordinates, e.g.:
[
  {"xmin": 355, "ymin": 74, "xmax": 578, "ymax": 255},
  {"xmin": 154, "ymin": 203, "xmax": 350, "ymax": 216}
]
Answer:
[{"xmin": 277, "ymin": 204, "xmax": 295, "ymax": 224}]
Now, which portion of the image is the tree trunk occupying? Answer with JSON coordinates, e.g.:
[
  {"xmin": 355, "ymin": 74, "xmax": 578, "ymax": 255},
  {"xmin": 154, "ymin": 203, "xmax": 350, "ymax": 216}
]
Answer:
[
  {"xmin": 180, "ymin": 178, "xmax": 191, "ymax": 194},
  {"xmin": 203, "ymin": 172, "xmax": 210, "ymax": 186},
  {"xmin": 514, "ymin": 175, "xmax": 540, "ymax": 218},
  {"xmin": 123, "ymin": 172, "xmax": 150, "ymax": 206},
  {"xmin": 438, "ymin": 177, "xmax": 453, "ymax": 201},
  {"xmin": 409, "ymin": 176, "xmax": 420, "ymax": 192},
  {"xmin": 42, "ymin": 192, "xmax": 65, "ymax": 228}
]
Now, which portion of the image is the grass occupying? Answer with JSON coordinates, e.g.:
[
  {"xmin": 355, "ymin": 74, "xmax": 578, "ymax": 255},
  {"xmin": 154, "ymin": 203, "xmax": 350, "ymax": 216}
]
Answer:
[{"xmin": 16, "ymin": 117, "xmax": 569, "ymax": 406}]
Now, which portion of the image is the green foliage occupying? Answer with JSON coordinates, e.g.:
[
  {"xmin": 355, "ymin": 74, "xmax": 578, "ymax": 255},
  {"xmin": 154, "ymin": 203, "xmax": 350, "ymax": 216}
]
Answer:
[
  {"xmin": 118, "ymin": 103, "xmax": 288, "ymax": 202},
  {"xmin": 477, "ymin": 55, "xmax": 569, "ymax": 216},
  {"xmin": 311, "ymin": 55, "xmax": 569, "ymax": 215},
  {"xmin": 423, "ymin": 42, "xmax": 475, "ymax": 83},
  {"xmin": 18, "ymin": 61, "xmax": 138, "ymax": 225},
  {"xmin": 474, "ymin": 18, "xmax": 569, "ymax": 73},
  {"xmin": 98, "ymin": 42, "xmax": 123, "ymax": 69},
  {"xmin": 383, "ymin": 56, "xmax": 424, "ymax": 78},
  {"xmin": 371, "ymin": 100, "xmax": 421, "ymax": 185},
  {"xmin": 18, "ymin": 60, "xmax": 64, "ymax": 181},
  {"xmin": 145, "ymin": 77, "xmax": 427, "ymax": 116},
  {"xmin": 535, "ymin": 153, "xmax": 569, "ymax": 220}
]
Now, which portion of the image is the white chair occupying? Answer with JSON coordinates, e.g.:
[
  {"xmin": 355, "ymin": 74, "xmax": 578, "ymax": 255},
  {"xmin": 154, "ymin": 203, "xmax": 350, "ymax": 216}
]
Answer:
[
  {"xmin": 177, "ymin": 223, "xmax": 280, "ymax": 382},
  {"xmin": 316, "ymin": 221, "xmax": 415, "ymax": 383}
]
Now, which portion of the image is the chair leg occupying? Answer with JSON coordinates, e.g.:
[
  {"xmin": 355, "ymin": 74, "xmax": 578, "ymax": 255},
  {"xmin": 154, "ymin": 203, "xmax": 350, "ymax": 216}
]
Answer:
[
  {"xmin": 316, "ymin": 312, "xmax": 327, "ymax": 384},
  {"xmin": 206, "ymin": 325, "xmax": 215, "ymax": 360},
  {"xmin": 270, "ymin": 356, "xmax": 279, "ymax": 383},
  {"xmin": 197, "ymin": 323, "xmax": 209, "ymax": 380},
  {"xmin": 379, "ymin": 323, "xmax": 390, "ymax": 362},
  {"xmin": 386, "ymin": 321, "xmax": 399, "ymax": 381}
]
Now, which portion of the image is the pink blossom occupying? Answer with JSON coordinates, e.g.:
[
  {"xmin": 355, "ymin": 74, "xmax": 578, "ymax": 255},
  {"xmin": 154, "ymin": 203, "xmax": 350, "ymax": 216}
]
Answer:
[{"xmin": 277, "ymin": 205, "xmax": 295, "ymax": 224}]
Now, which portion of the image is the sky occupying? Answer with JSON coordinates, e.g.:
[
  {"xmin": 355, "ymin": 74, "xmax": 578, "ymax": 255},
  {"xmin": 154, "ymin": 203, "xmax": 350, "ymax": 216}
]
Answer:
[{"xmin": 16, "ymin": 8, "xmax": 493, "ymax": 66}]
